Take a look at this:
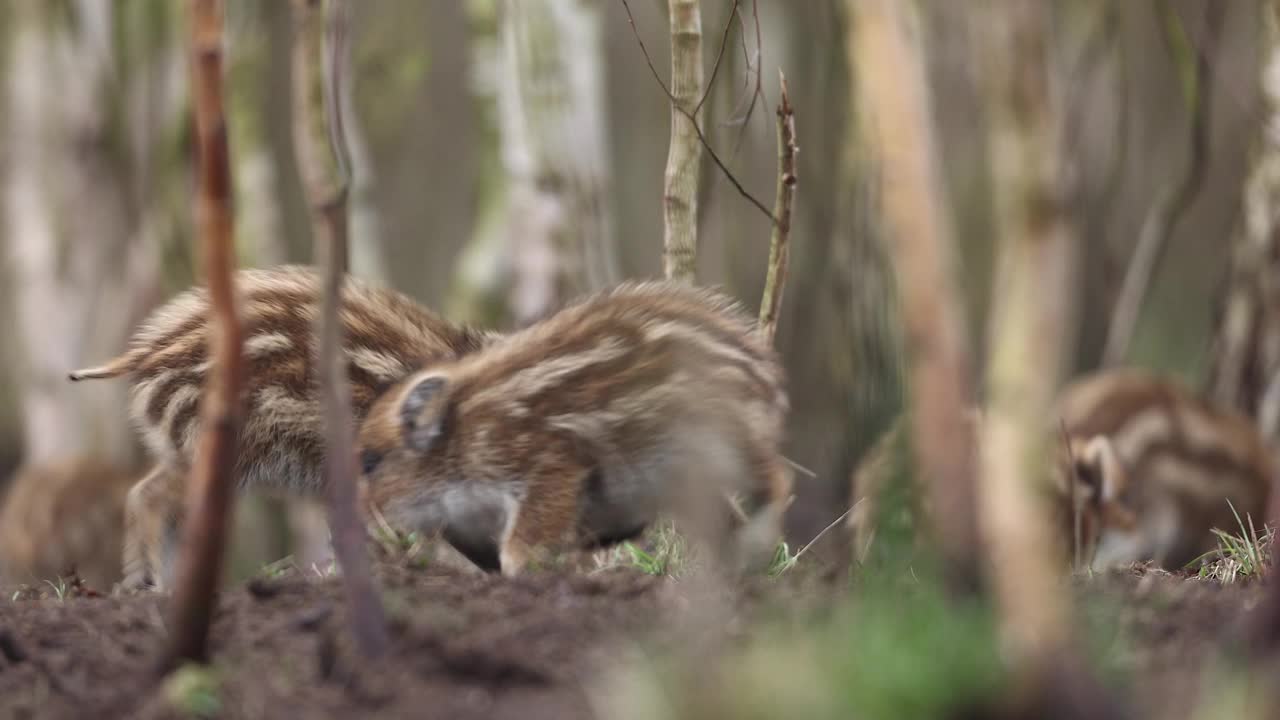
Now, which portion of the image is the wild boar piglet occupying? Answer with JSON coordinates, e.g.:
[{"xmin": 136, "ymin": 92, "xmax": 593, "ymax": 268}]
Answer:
[
  {"xmin": 69, "ymin": 265, "xmax": 499, "ymax": 590},
  {"xmin": 1050, "ymin": 368, "xmax": 1275, "ymax": 572},
  {"xmin": 357, "ymin": 280, "xmax": 793, "ymax": 576},
  {"xmin": 844, "ymin": 368, "xmax": 1274, "ymax": 573}
]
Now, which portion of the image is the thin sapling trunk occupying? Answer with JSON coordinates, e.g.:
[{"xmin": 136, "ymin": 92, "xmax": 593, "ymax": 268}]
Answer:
[
  {"xmin": 161, "ymin": 0, "xmax": 246, "ymax": 671},
  {"xmin": 291, "ymin": 0, "xmax": 389, "ymax": 659}
]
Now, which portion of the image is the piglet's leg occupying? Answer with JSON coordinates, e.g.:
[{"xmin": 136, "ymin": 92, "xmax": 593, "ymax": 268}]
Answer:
[
  {"xmin": 121, "ymin": 464, "xmax": 185, "ymax": 593},
  {"xmin": 499, "ymin": 457, "xmax": 590, "ymax": 577}
]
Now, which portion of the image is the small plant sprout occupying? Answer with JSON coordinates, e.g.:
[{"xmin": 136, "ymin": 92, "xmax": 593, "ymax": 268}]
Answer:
[
  {"xmin": 42, "ymin": 576, "xmax": 70, "ymax": 601},
  {"xmin": 769, "ymin": 505, "xmax": 853, "ymax": 578},
  {"xmin": 621, "ymin": 521, "xmax": 693, "ymax": 577},
  {"xmin": 257, "ymin": 555, "xmax": 300, "ymax": 579},
  {"xmin": 1193, "ymin": 499, "xmax": 1273, "ymax": 584}
]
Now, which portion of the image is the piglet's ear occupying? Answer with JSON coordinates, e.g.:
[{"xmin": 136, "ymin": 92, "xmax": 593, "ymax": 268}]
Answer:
[
  {"xmin": 1082, "ymin": 435, "xmax": 1128, "ymax": 503},
  {"xmin": 399, "ymin": 373, "xmax": 450, "ymax": 453}
]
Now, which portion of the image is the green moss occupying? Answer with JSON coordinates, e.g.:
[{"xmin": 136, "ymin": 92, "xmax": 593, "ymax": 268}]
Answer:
[{"xmin": 163, "ymin": 663, "xmax": 222, "ymax": 720}]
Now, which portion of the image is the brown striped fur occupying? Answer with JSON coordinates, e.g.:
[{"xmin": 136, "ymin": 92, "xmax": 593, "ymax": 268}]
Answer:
[
  {"xmin": 1050, "ymin": 368, "xmax": 1275, "ymax": 571},
  {"xmin": 0, "ymin": 458, "xmax": 138, "ymax": 590},
  {"xmin": 356, "ymin": 281, "xmax": 793, "ymax": 576},
  {"xmin": 845, "ymin": 368, "xmax": 1275, "ymax": 572},
  {"xmin": 69, "ymin": 265, "xmax": 500, "ymax": 590}
]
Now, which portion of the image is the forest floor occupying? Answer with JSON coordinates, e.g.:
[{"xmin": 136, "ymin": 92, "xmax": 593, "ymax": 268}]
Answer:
[{"xmin": 0, "ymin": 545, "xmax": 1270, "ymax": 720}]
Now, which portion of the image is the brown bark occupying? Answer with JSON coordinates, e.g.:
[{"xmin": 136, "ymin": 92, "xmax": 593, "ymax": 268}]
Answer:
[
  {"xmin": 848, "ymin": 0, "xmax": 980, "ymax": 592},
  {"xmin": 161, "ymin": 0, "xmax": 245, "ymax": 670},
  {"xmin": 291, "ymin": 0, "xmax": 388, "ymax": 659}
]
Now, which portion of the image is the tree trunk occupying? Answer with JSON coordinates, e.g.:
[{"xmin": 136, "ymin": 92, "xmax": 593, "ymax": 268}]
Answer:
[
  {"xmin": 3, "ymin": 0, "xmax": 162, "ymax": 470},
  {"xmin": 290, "ymin": 0, "xmax": 388, "ymax": 659},
  {"xmin": 454, "ymin": 0, "xmax": 619, "ymax": 326},
  {"xmin": 781, "ymin": 0, "xmax": 904, "ymax": 549},
  {"xmin": 975, "ymin": 0, "xmax": 1076, "ymax": 663},
  {"xmin": 163, "ymin": 0, "xmax": 246, "ymax": 669},
  {"xmin": 662, "ymin": 0, "xmax": 704, "ymax": 284},
  {"xmin": 1207, "ymin": 2, "xmax": 1280, "ymax": 447},
  {"xmin": 848, "ymin": 0, "xmax": 980, "ymax": 593},
  {"xmin": 1221, "ymin": 3, "xmax": 1280, "ymax": 678}
]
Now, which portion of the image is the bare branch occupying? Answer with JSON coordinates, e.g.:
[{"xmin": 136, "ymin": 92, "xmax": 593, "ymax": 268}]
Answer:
[
  {"xmin": 618, "ymin": 0, "xmax": 776, "ymax": 225},
  {"xmin": 745, "ymin": 0, "xmax": 768, "ymax": 131},
  {"xmin": 1102, "ymin": 1, "xmax": 1223, "ymax": 365},
  {"xmin": 1057, "ymin": 420, "xmax": 1083, "ymax": 570},
  {"xmin": 727, "ymin": 0, "xmax": 767, "ymax": 157},
  {"xmin": 161, "ymin": 0, "xmax": 246, "ymax": 671},
  {"xmin": 757, "ymin": 73, "xmax": 797, "ymax": 345},
  {"xmin": 291, "ymin": 0, "xmax": 389, "ymax": 659},
  {"xmin": 1061, "ymin": 2, "xmax": 1123, "ymax": 162},
  {"xmin": 694, "ymin": 0, "xmax": 739, "ymax": 117}
]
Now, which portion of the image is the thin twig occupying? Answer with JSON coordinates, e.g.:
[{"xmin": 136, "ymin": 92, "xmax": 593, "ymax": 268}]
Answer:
[
  {"xmin": 618, "ymin": 0, "xmax": 776, "ymax": 225},
  {"xmin": 757, "ymin": 73, "xmax": 797, "ymax": 344},
  {"xmin": 161, "ymin": 0, "xmax": 246, "ymax": 672},
  {"xmin": 1102, "ymin": 1, "xmax": 1222, "ymax": 365},
  {"xmin": 1059, "ymin": 420, "xmax": 1082, "ymax": 570},
  {"xmin": 727, "ymin": 0, "xmax": 767, "ymax": 157},
  {"xmin": 746, "ymin": 0, "xmax": 768, "ymax": 130},
  {"xmin": 292, "ymin": 0, "xmax": 389, "ymax": 659},
  {"xmin": 793, "ymin": 506, "xmax": 853, "ymax": 562},
  {"xmin": 1062, "ymin": 3, "xmax": 1122, "ymax": 162},
  {"xmin": 694, "ymin": 0, "xmax": 739, "ymax": 117},
  {"xmin": 782, "ymin": 455, "xmax": 817, "ymax": 479}
]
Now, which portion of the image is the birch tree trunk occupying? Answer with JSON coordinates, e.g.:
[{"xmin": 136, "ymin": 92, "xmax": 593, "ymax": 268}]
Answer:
[
  {"xmin": 3, "ymin": 0, "xmax": 164, "ymax": 470},
  {"xmin": 1217, "ymin": 5, "xmax": 1280, "ymax": 671},
  {"xmin": 454, "ymin": 0, "xmax": 618, "ymax": 326},
  {"xmin": 0, "ymin": 1, "xmax": 192, "ymax": 588},
  {"xmin": 662, "ymin": 0, "xmax": 704, "ymax": 284},
  {"xmin": 1207, "ymin": 2, "xmax": 1280, "ymax": 446}
]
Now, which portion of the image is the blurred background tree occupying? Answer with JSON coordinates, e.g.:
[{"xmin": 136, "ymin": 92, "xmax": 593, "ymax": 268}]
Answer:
[{"xmin": 0, "ymin": 0, "xmax": 1268, "ymax": 580}]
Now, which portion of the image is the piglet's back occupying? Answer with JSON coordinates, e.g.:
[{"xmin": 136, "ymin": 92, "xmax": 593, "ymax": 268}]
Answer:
[
  {"xmin": 105, "ymin": 265, "xmax": 495, "ymax": 490},
  {"xmin": 444, "ymin": 281, "xmax": 787, "ymax": 437}
]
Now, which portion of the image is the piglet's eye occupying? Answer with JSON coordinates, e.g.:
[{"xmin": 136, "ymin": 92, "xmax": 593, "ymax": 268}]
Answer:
[{"xmin": 360, "ymin": 449, "xmax": 384, "ymax": 476}]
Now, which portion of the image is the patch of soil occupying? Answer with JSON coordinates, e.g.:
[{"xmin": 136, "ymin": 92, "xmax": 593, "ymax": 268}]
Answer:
[
  {"xmin": 0, "ymin": 558, "xmax": 1271, "ymax": 720},
  {"xmin": 1073, "ymin": 567, "xmax": 1270, "ymax": 720},
  {"xmin": 0, "ymin": 562, "xmax": 676, "ymax": 720}
]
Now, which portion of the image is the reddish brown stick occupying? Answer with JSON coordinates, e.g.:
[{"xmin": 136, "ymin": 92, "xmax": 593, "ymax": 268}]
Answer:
[
  {"xmin": 160, "ymin": 0, "xmax": 245, "ymax": 671},
  {"xmin": 291, "ymin": 0, "xmax": 388, "ymax": 658}
]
